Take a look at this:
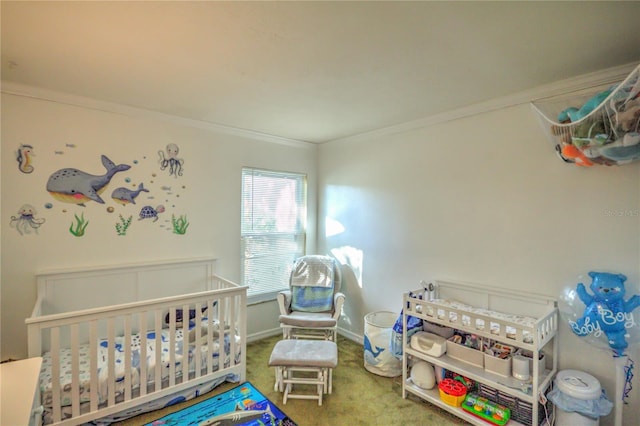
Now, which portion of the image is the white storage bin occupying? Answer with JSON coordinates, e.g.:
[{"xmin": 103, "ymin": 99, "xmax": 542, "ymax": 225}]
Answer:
[
  {"xmin": 446, "ymin": 338, "xmax": 483, "ymax": 368},
  {"xmin": 484, "ymin": 353, "xmax": 511, "ymax": 377}
]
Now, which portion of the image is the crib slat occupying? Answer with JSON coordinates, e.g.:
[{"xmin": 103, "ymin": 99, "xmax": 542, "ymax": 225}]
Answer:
[
  {"xmin": 51, "ymin": 327, "xmax": 62, "ymax": 423},
  {"xmin": 124, "ymin": 314, "xmax": 132, "ymax": 401},
  {"xmin": 168, "ymin": 307, "xmax": 176, "ymax": 387},
  {"xmin": 230, "ymin": 296, "xmax": 237, "ymax": 367},
  {"xmin": 89, "ymin": 320, "xmax": 98, "ymax": 412},
  {"xmin": 154, "ymin": 310, "xmax": 162, "ymax": 391},
  {"xmin": 194, "ymin": 302, "xmax": 202, "ymax": 378},
  {"xmin": 182, "ymin": 303, "xmax": 189, "ymax": 382},
  {"xmin": 207, "ymin": 304, "xmax": 214, "ymax": 375},
  {"xmin": 139, "ymin": 313, "xmax": 148, "ymax": 397},
  {"xmin": 229, "ymin": 297, "xmax": 234, "ymax": 367},
  {"xmin": 107, "ymin": 318, "xmax": 116, "ymax": 406},
  {"xmin": 218, "ymin": 297, "xmax": 226, "ymax": 371},
  {"xmin": 70, "ymin": 324, "xmax": 80, "ymax": 418}
]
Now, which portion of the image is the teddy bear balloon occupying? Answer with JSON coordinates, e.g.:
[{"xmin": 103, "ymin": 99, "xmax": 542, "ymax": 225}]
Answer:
[{"xmin": 563, "ymin": 271, "xmax": 640, "ymax": 356}]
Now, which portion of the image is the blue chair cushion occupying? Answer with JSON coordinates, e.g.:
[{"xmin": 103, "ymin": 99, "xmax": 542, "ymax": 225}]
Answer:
[{"xmin": 291, "ymin": 286, "xmax": 334, "ymax": 312}]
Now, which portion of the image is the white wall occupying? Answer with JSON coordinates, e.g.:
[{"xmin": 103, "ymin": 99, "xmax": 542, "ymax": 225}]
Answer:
[
  {"xmin": 1, "ymin": 93, "xmax": 317, "ymax": 359},
  {"xmin": 318, "ymin": 103, "xmax": 640, "ymax": 425},
  {"xmin": 2, "ymin": 82, "xmax": 640, "ymax": 424}
]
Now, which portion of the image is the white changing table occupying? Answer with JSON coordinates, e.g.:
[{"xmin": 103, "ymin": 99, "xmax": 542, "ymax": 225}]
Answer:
[{"xmin": 402, "ymin": 280, "xmax": 558, "ymax": 426}]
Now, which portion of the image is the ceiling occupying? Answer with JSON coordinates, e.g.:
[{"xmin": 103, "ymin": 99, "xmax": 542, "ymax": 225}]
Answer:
[{"xmin": 2, "ymin": 1, "xmax": 640, "ymax": 144}]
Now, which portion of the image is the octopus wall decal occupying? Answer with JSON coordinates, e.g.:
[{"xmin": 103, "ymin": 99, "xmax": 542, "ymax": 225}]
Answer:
[
  {"xmin": 10, "ymin": 204, "xmax": 46, "ymax": 235},
  {"xmin": 158, "ymin": 143, "xmax": 184, "ymax": 178}
]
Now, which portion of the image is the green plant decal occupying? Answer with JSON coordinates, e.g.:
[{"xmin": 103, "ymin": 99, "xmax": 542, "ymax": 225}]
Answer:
[
  {"xmin": 171, "ymin": 214, "xmax": 189, "ymax": 235},
  {"xmin": 115, "ymin": 214, "xmax": 132, "ymax": 236},
  {"xmin": 69, "ymin": 213, "xmax": 89, "ymax": 237}
]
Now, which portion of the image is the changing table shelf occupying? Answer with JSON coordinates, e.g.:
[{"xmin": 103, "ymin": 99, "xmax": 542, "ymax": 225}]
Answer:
[
  {"xmin": 405, "ymin": 347, "xmax": 553, "ymax": 404},
  {"xmin": 401, "ymin": 280, "xmax": 558, "ymax": 426},
  {"xmin": 404, "ymin": 380, "xmax": 529, "ymax": 426}
]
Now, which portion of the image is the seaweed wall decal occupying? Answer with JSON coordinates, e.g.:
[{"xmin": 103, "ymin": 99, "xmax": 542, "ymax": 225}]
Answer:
[
  {"xmin": 69, "ymin": 213, "xmax": 89, "ymax": 237},
  {"xmin": 115, "ymin": 214, "xmax": 133, "ymax": 236},
  {"xmin": 171, "ymin": 214, "xmax": 189, "ymax": 235}
]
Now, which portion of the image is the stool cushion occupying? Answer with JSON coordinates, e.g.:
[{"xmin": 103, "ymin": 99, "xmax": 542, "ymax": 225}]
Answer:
[{"xmin": 269, "ymin": 340, "xmax": 338, "ymax": 368}]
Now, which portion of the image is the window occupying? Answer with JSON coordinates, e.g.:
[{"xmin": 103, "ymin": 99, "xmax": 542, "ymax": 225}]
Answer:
[{"xmin": 241, "ymin": 167, "xmax": 307, "ymax": 301}]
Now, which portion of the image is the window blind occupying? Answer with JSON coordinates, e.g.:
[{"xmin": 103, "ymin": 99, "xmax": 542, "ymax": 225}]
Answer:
[{"xmin": 241, "ymin": 168, "xmax": 307, "ymax": 300}]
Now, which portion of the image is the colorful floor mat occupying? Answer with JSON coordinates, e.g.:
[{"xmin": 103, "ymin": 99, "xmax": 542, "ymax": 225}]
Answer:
[{"xmin": 145, "ymin": 382, "xmax": 297, "ymax": 426}]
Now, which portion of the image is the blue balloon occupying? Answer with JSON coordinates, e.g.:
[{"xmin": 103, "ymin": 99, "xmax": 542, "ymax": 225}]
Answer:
[{"xmin": 560, "ymin": 271, "xmax": 640, "ymax": 356}]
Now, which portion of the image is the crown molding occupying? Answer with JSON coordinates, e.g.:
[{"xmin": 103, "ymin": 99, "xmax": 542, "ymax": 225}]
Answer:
[
  {"xmin": 3, "ymin": 61, "xmax": 638, "ymax": 147},
  {"xmin": 0, "ymin": 81, "xmax": 314, "ymax": 149},
  {"xmin": 326, "ymin": 62, "xmax": 639, "ymax": 145}
]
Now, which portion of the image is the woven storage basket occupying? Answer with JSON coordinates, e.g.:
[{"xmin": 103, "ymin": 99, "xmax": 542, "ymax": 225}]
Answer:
[{"xmin": 477, "ymin": 383, "xmax": 551, "ymax": 426}]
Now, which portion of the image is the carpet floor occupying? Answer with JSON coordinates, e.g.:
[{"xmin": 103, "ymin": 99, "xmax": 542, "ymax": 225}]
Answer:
[{"xmin": 115, "ymin": 334, "xmax": 468, "ymax": 425}]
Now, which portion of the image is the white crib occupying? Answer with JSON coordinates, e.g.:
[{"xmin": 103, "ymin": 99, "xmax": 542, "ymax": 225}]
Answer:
[{"xmin": 25, "ymin": 257, "xmax": 247, "ymax": 425}]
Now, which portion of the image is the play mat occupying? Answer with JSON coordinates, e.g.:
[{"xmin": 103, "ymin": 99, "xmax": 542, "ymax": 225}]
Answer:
[{"xmin": 145, "ymin": 382, "xmax": 297, "ymax": 426}]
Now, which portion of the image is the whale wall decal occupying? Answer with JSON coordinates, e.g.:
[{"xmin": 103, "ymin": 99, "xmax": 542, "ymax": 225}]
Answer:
[
  {"xmin": 46, "ymin": 155, "xmax": 131, "ymax": 206},
  {"xmin": 111, "ymin": 182, "xmax": 149, "ymax": 205}
]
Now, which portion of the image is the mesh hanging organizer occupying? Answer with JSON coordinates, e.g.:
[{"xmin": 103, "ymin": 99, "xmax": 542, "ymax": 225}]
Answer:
[{"xmin": 531, "ymin": 64, "xmax": 640, "ymax": 167}]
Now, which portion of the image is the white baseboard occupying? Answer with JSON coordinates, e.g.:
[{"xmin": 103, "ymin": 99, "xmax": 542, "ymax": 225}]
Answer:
[
  {"xmin": 337, "ymin": 327, "xmax": 363, "ymax": 345},
  {"xmin": 247, "ymin": 328, "xmax": 281, "ymax": 343}
]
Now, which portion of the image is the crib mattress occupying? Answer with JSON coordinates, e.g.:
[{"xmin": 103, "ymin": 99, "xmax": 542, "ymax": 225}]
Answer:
[
  {"xmin": 40, "ymin": 322, "xmax": 241, "ymax": 412},
  {"xmin": 423, "ymin": 298, "xmax": 537, "ymax": 343}
]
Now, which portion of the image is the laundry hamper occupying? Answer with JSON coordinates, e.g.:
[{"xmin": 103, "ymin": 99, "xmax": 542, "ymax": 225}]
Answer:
[{"xmin": 364, "ymin": 311, "xmax": 401, "ymax": 377}]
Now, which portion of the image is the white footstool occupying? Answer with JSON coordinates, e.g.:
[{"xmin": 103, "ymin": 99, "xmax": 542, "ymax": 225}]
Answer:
[{"xmin": 268, "ymin": 339, "xmax": 338, "ymax": 406}]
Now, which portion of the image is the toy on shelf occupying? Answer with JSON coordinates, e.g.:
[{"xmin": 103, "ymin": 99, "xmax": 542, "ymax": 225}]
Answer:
[
  {"xmin": 532, "ymin": 64, "xmax": 640, "ymax": 167},
  {"xmin": 438, "ymin": 378, "xmax": 467, "ymax": 407},
  {"xmin": 462, "ymin": 393, "xmax": 511, "ymax": 426}
]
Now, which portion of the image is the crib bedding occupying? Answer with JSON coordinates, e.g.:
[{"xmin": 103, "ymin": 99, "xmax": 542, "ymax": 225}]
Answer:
[
  {"xmin": 40, "ymin": 320, "xmax": 241, "ymax": 412},
  {"xmin": 422, "ymin": 298, "xmax": 537, "ymax": 343},
  {"xmin": 43, "ymin": 372, "xmax": 239, "ymax": 426}
]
